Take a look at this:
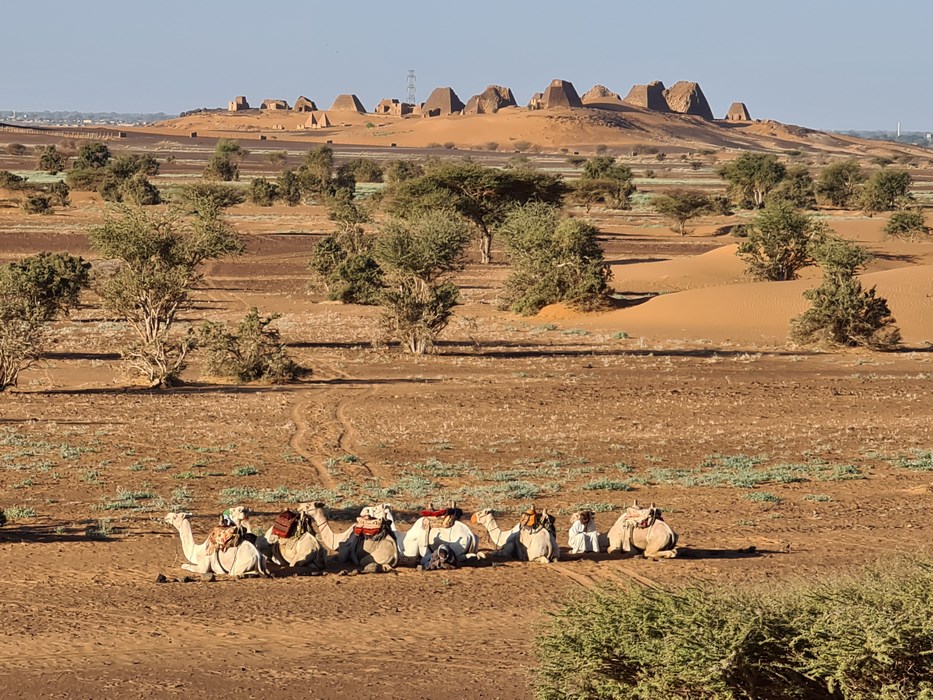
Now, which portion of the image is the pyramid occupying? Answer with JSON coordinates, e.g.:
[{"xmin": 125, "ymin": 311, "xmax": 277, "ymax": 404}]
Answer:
[
  {"xmin": 464, "ymin": 85, "xmax": 517, "ymax": 114},
  {"xmin": 541, "ymin": 79, "xmax": 583, "ymax": 109},
  {"xmin": 330, "ymin": 94, "xmax": 366, "ymax": 113},
  {"xmin": 622, "ymin": 81, "xmax": 669, "ymax": 111},
  {"xmin": 261, "ymin": 99, "xmax": 289, "ymax": 110},
  {"xmin": 422, "ymin": 87, "xmax": 465, "ymax": 117},
  {"xmin": 316, "ymin": 112, "xmax": 332, "ymax": 128},
  {"xmin": 581, "ymin": 85, "xmax": 624, "ymax": 108},
  {"xmin": 527, "ymin": 92, "xmax": 545, "ymax": 110},
  {"xmin": 663, "ymin": 81, "xmax": 714, "ymax": 120},
  {"xmin": 293, "ymin": 96, "xmax": 317, "ymax": 112},
  {"xmin": 725, "ymin": 102, "xmax": 752, "ymax": 121},
  {"xmin": 303, "ymin": 113, "xmax": 317, "ymax": 129}
]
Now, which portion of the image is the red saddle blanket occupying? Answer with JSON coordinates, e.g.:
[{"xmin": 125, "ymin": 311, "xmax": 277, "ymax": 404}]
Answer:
[{"xmin": 271, "ymin": 510, "xmax": 298, "ymax": 539}]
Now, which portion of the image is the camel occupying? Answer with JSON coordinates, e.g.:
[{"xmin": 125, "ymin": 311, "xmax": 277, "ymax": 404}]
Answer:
[
  {"xmin": 164, "ymin": 512, "xmax": 270, "ymax": 577},
  {"xmin": 472, "ymin": 508, "xmax": 559, "ymax": 563},
  {"xmin": 396, "ymin": 507, "xmax": 480, "ymax": 565},
  {"xmin": 307, "ymin": 502, "xmax": 398, "ymax": 568},
  {"xmin": 568, "ymin": 510, "xmax": 601, "ymax": 554},
  {"xmin": 607, "ymin": 502, "xmax": 678, "ymax": 559},
  {"xmin": 260, "ymin": 504, "xmax": 327, "ymax": 570}
]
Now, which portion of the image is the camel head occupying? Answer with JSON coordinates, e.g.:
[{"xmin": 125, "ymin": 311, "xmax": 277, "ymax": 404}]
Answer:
[
  {"xmin": 471, "ymin": 508, "xmax": 493, "ymax": 524},
  {"xmin": 164, "ymin": 512, "xmax": 192, "ymax": 528},
  {"xmin": 296, "ymin": 502, "xmax": 318, "ymax": 515},
  {"xmin": 224, "ymin": 506, "xmax": 252, "ymax": 527}
]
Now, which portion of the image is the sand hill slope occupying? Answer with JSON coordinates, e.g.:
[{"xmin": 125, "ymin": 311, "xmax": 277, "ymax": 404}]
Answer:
[
  {"xmin": 148, "ymin": 105, "xmax": 929, "ymax": 158},
  {"xmin": 543, "ymin": 263, "xmax": 932, "ymax": 346}
]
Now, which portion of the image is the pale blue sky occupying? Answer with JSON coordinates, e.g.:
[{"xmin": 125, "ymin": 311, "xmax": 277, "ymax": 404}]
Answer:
[{"xmin": 3, "ymin": 0, "xmax": 930, "ymax": 130}]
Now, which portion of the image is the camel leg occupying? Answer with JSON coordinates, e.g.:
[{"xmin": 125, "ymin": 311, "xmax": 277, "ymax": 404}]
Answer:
[{"xmin": 181, "ymin": 563, "xmax": 197, "ymax": 572}]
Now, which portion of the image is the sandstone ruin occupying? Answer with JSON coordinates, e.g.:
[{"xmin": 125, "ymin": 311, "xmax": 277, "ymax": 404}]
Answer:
[
  {"xmin": 464, "ymin": 85, "xmax": 517, "ymax": 115},
  {"xmin": 527, "ymin": 92, "xmax": 545, "ymax": 110},
  {"xmin": 422, "ymin": 87, "xmax": 465, "ymax": 117},
  {"xmin": 329, "ymin": 94, "xmax": 366, "ymax": 113},
  {"xmin": 663, "ymin": 81, "xmax": 714, "ymax": 120},
  {"xmin": 622, "ymin": 81, "xmax": 670, "ymax": 111},
  {"xmin": 375, "ymin": 99, "xmax": 414, "ymax": 116},
  {"xmin": 725, "ymin": 102, "xmax": 752, "ymax": 121},
  {"xmin": 540, "ymin": 79, "xmax": 583, "ymax": 109},
  {"xmin": 228, "ymin": 96, "xmax": 250, "ymax": 112},
  {"xmin": 582, "ymin": 85, "xmax": 622, "ymax": 103},
  {"xmin": 261, "ymin": 99, "xmax": 289, "ymax": 111},
  {"xmin": 293, "ymin": 96, "xmax": 317, "ymax": 112}
]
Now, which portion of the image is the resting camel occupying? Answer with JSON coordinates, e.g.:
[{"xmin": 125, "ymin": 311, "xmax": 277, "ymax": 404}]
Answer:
[
  {"xmin": 261, "ymin": 504, "xmax": 327, "ymax": 570},
  {"xmin": 472, "ymin": 508, "xmax": 559, "ymax": 563},
  {"xmin": 396, "ymin": 507, "xmax": 480, "ymax": 565},
  {"xmin": 607, "ymin": 502, "xmax": 678, "ymax": 559},
  {"xmin": 164, "ymin": 512, "xmax": 269, "ymax": 577},
  {"xmin": 568, "ymin": 510, "xmax": 601, "ymax": 554},
  {"xmin": 307, "ymin": 502, "xmax": 398, "ymax": 568}
]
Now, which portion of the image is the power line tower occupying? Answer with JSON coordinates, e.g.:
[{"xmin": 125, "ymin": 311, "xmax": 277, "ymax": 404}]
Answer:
[{"xmin": 407, "ymin": 70, "xmax": 416, "ymax": 105}]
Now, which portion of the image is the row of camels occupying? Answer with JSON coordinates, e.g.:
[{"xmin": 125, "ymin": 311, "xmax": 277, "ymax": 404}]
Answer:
[{"xmin": 163, "ymin": 502, "xmax": 678, "ymax": 577}]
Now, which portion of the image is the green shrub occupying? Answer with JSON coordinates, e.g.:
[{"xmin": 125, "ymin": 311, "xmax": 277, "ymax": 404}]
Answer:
[
  {"xmin": 119, "ymin": 173, "xmax": 161, "ymax": 205},
  {"xmin": 22, "ymin": 193, "xmax": 53, "ymax": 215},
  {"xmin": 0, "ymin": 170, "xmax": 27, "ymax": 190},
  {"xmin": 339, "ymin": 157, "xmax": 383, "ymax": 183},
  {"xmin": 884, "ymin": 209, "xmax": 930, "ymax": 240},
  {"xmin": 199, "ymin": 307, "xmax": 307, "ymax": 383},
  {"xmin": 36, "ymin": 145, "xmax": 67, "ymax": 174},
  {"xmin": 308, "ymin": 201, "xmax": 382, "ymax": 304},
  {"xmin": 737, "ymin": 203, "xmax": 827, "ymax": 281},
  {"xmin": 499, "ymin": 203, "xmax": 611, "ymax": 314},
  {"xmin": 175, "ymin": 183, "xmax": 245, "ymax": 216},
  {"xmin": 248, "ymin": 177, "xmax": 278, "ymax": 206},
  {"xmin": 860, "ymin": 169, "xmax": 912, "ymax": 214},
  {"xmin": 535, "ymin": 558, "xmax": 933, "ymax": 700}
]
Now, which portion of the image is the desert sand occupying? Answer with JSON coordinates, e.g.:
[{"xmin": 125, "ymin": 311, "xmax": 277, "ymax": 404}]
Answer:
[{"xmin": 1, "ymin": 106, "xmax": 932, "ymax": 699}]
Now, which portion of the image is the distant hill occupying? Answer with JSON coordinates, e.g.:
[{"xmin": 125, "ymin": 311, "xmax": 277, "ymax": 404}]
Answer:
[{"xmin": 0, "ymin": 110, "xmax": 171, "ymax": 126}]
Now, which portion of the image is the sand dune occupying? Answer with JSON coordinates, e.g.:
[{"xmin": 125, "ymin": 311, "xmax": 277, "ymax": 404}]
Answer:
[
  {"xmin": 549, "ymin": 263, "xmax": 932, "ymax": 346},
  {"xmin": 611, "ymin": 244, "xmax": 747, "ymax": 292}
]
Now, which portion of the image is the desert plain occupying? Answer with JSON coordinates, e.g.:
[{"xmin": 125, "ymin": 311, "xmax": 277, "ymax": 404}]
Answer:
[{"xmin": 0, "ymin": 101, "xmax": 931, "ymax": 699}]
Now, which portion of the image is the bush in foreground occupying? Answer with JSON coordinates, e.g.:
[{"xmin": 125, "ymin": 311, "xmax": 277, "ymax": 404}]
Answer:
[{"xmin": 535, "ymin": 557, "xmax": 933, "ymax": 700}]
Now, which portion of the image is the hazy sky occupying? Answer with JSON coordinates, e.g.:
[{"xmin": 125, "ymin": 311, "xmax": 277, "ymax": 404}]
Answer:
[{"xmin": 3, "ymin": 0, "xmax": 929, "ymax": 130}]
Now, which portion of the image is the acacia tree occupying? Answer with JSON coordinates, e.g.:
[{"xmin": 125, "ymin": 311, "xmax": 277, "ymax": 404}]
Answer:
[
  {"xmin": 571, "ymin": 156, "xmax": 636, "ymax": 212},
  {"xmin": 859, "ymin": 169, "xmax": 912, "ymax": 214},
  {"xmin": 792, "ymin": 236, "xmax": 900, "ymax": 350},
  {"xmin": 373, "ymin": 211, "xmax": 471, "ymax": 354},
  {"xmin": 89, "ymin": 206, "xmax": 243, "ymax": 386},
  {"xmin": 652, "ymin": 189, "xmax": 711, "ymax": 235},
  {"xmin": 204, "ymin": 139, "xmax": 246, "ymax": 182},
  {"xmin": 737, "ymin": 203, "xmax": 827, "ymax": 281},
  {"xmin": 815, "ymin": 160, "xmax": 865, "ymax": 207},
  {"xmin": 499, "ymin": 203, "xmax": 611, "ymax": 314},
  {"xmin": 308, "ymin": 200, "xmax": 382, "ymax": 304},
  {"xmin": 388, "ymin": 162, "xmax": 566, "ymax": 264},
  {"xmin": 0, "ymin": 253, "xmax": 89, "ymax": 390},
  {"xmin": 719, "ymin": 152, "xmax": 786, "ymax": 208}
]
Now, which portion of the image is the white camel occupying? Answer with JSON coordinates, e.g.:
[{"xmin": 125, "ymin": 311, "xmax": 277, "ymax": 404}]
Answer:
[
  {"xmin": 307, "ymin": 502, "xmax": 398, "ymax": 568},
  {"xmin": 164, "ymin": 512, "xmax": 269, "ymax": 577},
  {"xmin": 472, "ymin": 508, "xmax": 559, "ymax": 563},
  {"xmin": 607, "ymin": 502, "xmax": 678, "ymax": 559},
  {"xmin": 568, "ymin": 510, "xmax": 602, "ymax": 554},
  {"xmin": 396, "ymin": 508, "xmax": 480, "ymax": 565},
  {"xmin": 260, "ymin": 504, "xmax": 327, "ymax": 570}
]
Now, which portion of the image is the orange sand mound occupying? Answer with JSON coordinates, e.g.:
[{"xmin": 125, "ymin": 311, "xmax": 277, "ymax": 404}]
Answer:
[
  {"xmin": 612, "ymin": 244, "xmax": 747, "ymax": 292},
  {"xmin": 541, "ymin": 264, "xmax": 932, "ymax": 346}
]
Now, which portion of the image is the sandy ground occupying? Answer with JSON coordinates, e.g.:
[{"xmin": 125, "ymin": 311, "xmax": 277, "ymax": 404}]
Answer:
[{"xmin": 1, "ymin": 136, "xmax": 932, "ymax": 699}]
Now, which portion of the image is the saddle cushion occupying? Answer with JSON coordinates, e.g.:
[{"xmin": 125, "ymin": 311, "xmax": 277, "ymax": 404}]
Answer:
[
  {"xmin": 206, "ymin": 526, "xmax": 239, "ymax": 555},
  {"xmin": 271, "ymin": 510, "xmax": 298, "ymax": 539}
]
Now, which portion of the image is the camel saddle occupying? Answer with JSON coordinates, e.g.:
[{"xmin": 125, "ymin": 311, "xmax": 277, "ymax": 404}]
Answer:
[
  {"xmin": 520, "ymin": 507, "xmax": 540, "ymax": 530},
  {"xmin": 206, "ymin": 526, "xmax": 240, "ymax": 555},
  {"xmin": 353, "ymin": 516, "xmax": 390, "ymax": 540},
  {"xmin": 272, "ymin": 510, "xmax": 299, "ymax": 539},
  {"xmin": 420, "ymin": 507, "xmax": 463, "ymax": 530}
]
